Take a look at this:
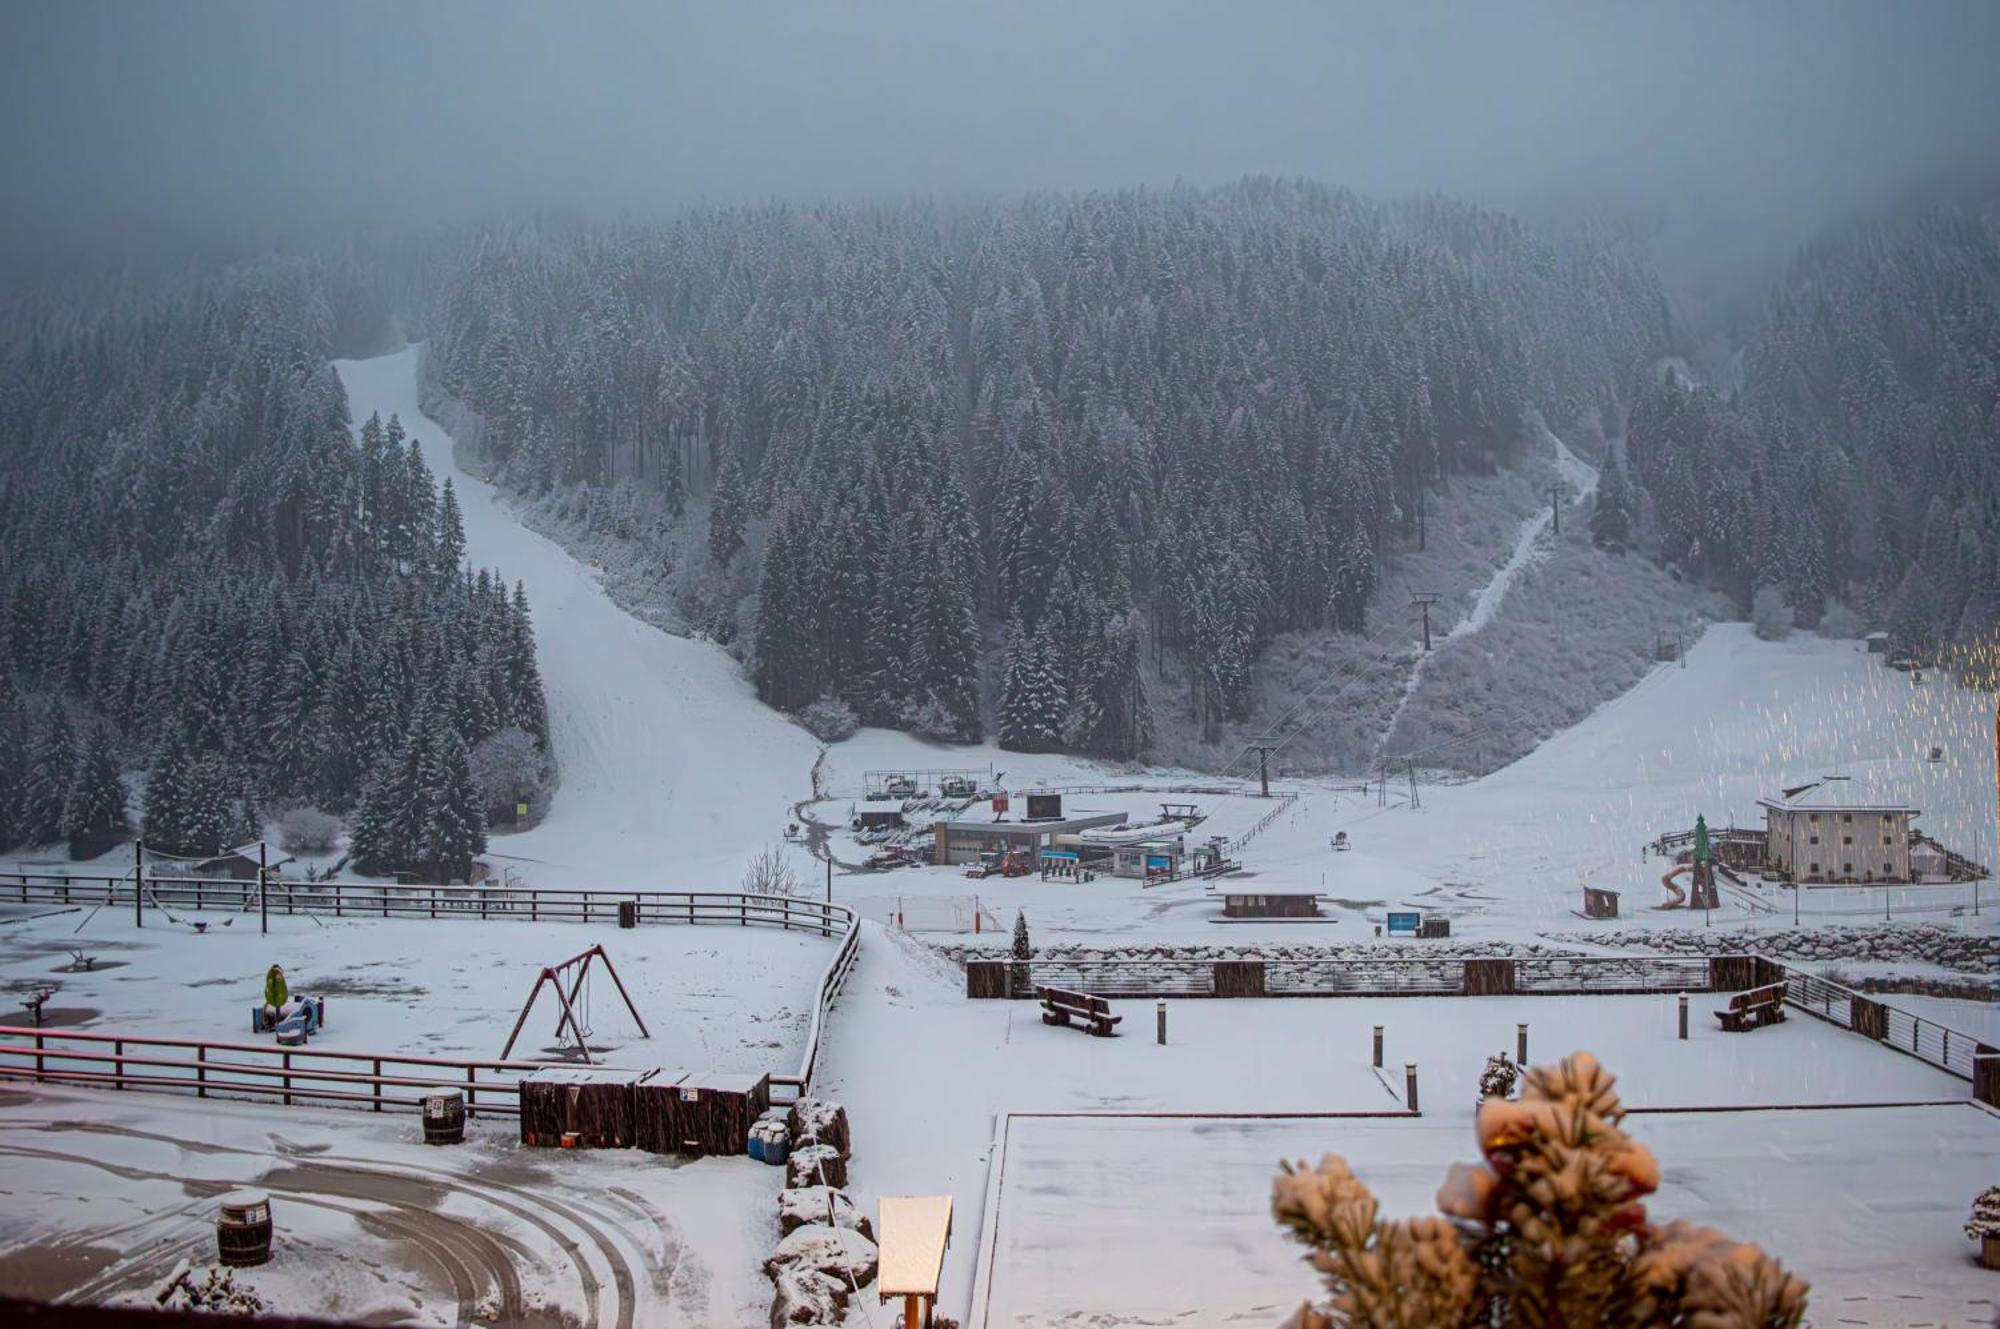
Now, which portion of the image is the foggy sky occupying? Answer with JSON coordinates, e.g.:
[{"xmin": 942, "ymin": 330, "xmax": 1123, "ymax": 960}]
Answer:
[{"xmin": 4, "ymin": 1, "xmax": 1999, "ymax": 284}]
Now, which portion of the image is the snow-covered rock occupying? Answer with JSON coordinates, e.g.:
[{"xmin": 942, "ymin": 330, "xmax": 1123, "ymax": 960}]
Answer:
[
  {"xmin": 779, "ymin": 1186, "xmax": 872, "ymax": 1239},
  {"xmin": 765, "ymin": 1223, "xmax": 879, "ymax": 1287},
  {"xmin": 786, "ymin": 1143, "xmax": 847, "ymax": 1190},
  {"xmin": 768, "ymin": 1266, "xmax": 846, "ymax": 1328},
  {"xmin": 787, "ymin": 1097, "xmax": 851, "ymax": 1157},
  {"xmin": 1540, "ymin": 923, "xmax": 1992, "ymax": 974}
]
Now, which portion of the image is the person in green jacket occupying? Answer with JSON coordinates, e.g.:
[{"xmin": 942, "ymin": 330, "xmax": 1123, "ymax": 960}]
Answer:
[{"xmin": 263, "ymin": 964, "xmax": 288, "ymax": 1023}]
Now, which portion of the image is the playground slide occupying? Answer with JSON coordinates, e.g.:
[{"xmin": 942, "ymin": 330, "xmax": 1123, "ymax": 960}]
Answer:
[{"xmin": 1658, "ymin": 863, "xmax": 1690, "ymax": 909}]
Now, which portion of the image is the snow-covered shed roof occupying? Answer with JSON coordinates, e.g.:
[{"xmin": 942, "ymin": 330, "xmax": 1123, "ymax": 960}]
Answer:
[
  {"xmin": 1757, "ymin": 776, "xmax": 1917, "ymax": 816},
  {"xmin": 878, "ymin": 1194, "xmax": 952, "ymax": 1299}
]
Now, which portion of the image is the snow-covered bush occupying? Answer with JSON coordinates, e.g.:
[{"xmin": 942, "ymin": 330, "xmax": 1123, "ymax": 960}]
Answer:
[
  {"xmin": 276, "ymin": 807, "xmax": 341, "ymax": 855},
  {"xmin": 1967, "ymin": 1186, "xmax": 2000, "ymax": 1240},
  {"xmin": 157, "ymin": 1265, "xmax": 266, "ymax": 1315},
  {"xmin": 742, "ymin": 843, "xmax": 804, "ymax": 897},
  {"xmin": 1816, "ymin": 600, "xmax": 1864, "ymax": 639},
  {"xmin": 1752, "ymin": 585, "xmax": 1795, "ymax": 641},
  {"xmin": 1477, "ymin": 1051, "xmax": 1519, "ymax": 1099},
  {"xmin": 799, "ymin": 695, "xmax": 859, "ymax": 743},
  {"xmin": 470, "ymin": 726, "xmax": 551, "ymax": 825},
  {"xmin": 1274, "ymin": 1053, "xmax": 1808, "ymax": 1329}
]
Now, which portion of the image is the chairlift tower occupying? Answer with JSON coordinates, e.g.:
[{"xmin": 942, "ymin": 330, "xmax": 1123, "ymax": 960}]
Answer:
[
  {"xmin": 1244, "ymin": 740, "xmax": 1280, "ymax": 799},
  {"xmin": 1411, "ymin": 593, "xmax": 1443, "ymax": 653}
]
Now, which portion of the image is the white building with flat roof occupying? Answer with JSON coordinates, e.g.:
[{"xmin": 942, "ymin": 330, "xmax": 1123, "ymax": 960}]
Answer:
[{"xmin": 1757, "ymin": 777, "xmax": 1917, "ymax": 884}]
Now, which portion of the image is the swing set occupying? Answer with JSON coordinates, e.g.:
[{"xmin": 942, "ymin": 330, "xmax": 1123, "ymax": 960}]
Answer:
[{"xmin": 498, "ymin": 945, "xmax": 650, "ymax": 1064}]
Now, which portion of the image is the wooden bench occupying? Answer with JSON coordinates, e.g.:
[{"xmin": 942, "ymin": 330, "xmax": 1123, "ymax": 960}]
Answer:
[
  {"xmin": 1038, "ymin": 986, "xmax": 1122, "ymax": 1037},
  {"xmin": 1714, "ymin": 982, "xmax": 1787, "ymax": 1032}
]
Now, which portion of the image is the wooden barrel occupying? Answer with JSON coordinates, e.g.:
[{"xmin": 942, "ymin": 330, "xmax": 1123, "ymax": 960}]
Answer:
[
  {"xmin": 618, "ymin": 900, "xmax": 638, "ymax": 929},
  {"xmin": 216, "ymin": 1190, "xmax": 272, "ymax": 1268},
  {"xmin": 421, "ymin": 1087, "xmax": 465, "ymax": 1145}
]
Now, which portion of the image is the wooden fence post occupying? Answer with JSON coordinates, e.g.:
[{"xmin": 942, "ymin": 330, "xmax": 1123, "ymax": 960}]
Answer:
[
  {"xmin": 372, "ymin": 1059, "xmax": 383, "ymax": 1112},
  {"xmin": 1214, "ymin": 960, "xmax": 1266, "ymax": 997},
  {"xmin": 196, "ymin": 1045, "xmax": 206, "ymax": 1098},
  {"xmin": 466, "ymin": 1065, "xmax": 477, "ymax": 1120},
  {"xmin": 282, "ymin": 1051, "xmax": 292, "ymax": 1106},
  {"xmin": 34, "ymin": 1031, "xmax": 45, "ymax": 1083},
  {"xmin": 115, "ymin": 1039, "xmax": 124, "ymax": 1091}
]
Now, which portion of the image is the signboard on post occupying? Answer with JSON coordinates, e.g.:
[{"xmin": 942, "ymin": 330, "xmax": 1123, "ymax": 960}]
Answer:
[
  {"xmin": 1025, "ymin": 793, "xmax": 1063, "ymax": 822},
  {"xmin": 1386, "ymin": 911, "xmax": 1421, "ymax": 936},
  {"xmin": 991, "ymin": 793, "xmax": 1010, "ymax": 817}
]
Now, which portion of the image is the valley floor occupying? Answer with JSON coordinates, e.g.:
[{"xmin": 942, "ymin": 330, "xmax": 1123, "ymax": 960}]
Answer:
[{"xmin": 3, "ymin": 346, "xmax": 1993, "ymax": 1327}]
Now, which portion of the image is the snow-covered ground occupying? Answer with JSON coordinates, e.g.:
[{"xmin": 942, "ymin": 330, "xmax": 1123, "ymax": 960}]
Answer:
[
  {"xmin": 3, "ymin": 347, "xmax": 1990, "ymax": 1327},
  {"xmin": 334, "ymin": 348, "xmax": 821, "ymax": 894},
  {"xmin": 0, "ymin": 909, "xmax": 829, "ymax": 1072},
  {"xmin": 974, "ymin": 1103, "xmax": 1999, "ymax": 1329},
  {"xmin": 815, "ymin": 923, "xmax": 1979, "ymax": 1324},
  {"xmin": 0, "ymin": 1083, "xmax": 780, "ymax": 1326},
  {"xmin": 818, "ymin": 623, "xmax": 1998, "ymax": 947}
]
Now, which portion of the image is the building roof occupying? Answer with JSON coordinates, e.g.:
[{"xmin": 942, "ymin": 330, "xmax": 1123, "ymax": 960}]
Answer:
[
  {"xmin": 935, "ymin": 809, "xmax": 1127, "ymax": 836},
  {"xmin": 1757, "ymin": 776, "xmax": 1918, "ymax": 816}
]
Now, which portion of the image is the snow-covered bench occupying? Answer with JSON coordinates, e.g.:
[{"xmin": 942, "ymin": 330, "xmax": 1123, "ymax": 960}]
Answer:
[
  {"xmin": 1038, "ymin": 986, "xmax": 1121, "ymax": 1037},
  {"xmin": 1714, "ymin": 982, "xmax": 1786, "ymax": 1033}
]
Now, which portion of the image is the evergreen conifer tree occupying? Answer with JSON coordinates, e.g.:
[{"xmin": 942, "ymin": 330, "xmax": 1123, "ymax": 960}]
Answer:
[
  {"xmin": 1009, "ymin": 909, "xmax": 1032, "ymax": 995},
  {"xmin": 435, "ymin": 478, "xmax": 468, "ymax": 578},
  {"xmin": 1590, "ymin": 454, "xmax": 1634, "ymax": 552},
  {"xmin": 64, "ymin": 723, "xmax": 129, "ymax": 854},
  {"xmin": 22, "ymin": 703, "xmax": 77, "ymax": 845},
  {"xmin": 708, "ymin": 450, "xmax": 748, "ymax": 565}
]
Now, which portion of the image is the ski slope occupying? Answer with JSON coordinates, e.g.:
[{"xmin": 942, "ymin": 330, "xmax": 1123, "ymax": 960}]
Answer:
[
  {"xmin": 334, "ymin": 347, "xmax": 820, "ymax": 891},
  {"xmin": 1378, "ymin": 426, "xmax": 1597, "ymax": 757}
]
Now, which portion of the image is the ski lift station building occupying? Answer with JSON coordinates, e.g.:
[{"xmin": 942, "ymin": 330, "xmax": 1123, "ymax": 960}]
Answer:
[
  {"xmin": 930, "ymin": 803, "xmax": 1129, "ymax": 867},
  {"xmin": 1757, "ymin": 777, "xmax": 1917, "ymax": 884}
]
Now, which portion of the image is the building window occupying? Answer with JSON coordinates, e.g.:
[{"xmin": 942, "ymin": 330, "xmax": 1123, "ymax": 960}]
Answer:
[
  {"xmin": 1882, "ymin": 836, "xmax": 1892, "ymax": 846},
  {"xmin": 1842, "ymin": 862, "xmax": 1853, "ymax": 874},
  {"xmin": 1883, "ymin": 863, "xmax": 1893, "ymax": 875},
  {"xmin": 1842, "ymin": 835, "xmax": 1852, "ymax": 845},
  {"xmin": 1808, "ymin": 813, "xmax": 1819, "ymax": 823},
  {"xmin": 1841, "ymin": 814, "xmax": 1852, "ymax": 824},
  {"xmin": 1808, "ymin": 835, "xmax": 1819, "ymax": 845}
]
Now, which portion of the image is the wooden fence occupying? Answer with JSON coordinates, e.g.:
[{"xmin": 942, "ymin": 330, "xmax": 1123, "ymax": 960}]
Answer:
[{"xmin": 0, "ymin": 878, "xmax": 862, "ymax": 1112}]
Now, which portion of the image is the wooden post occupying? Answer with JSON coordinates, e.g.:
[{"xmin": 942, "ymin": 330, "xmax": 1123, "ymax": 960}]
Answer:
[
  {"xmin": 259, "ymin": 842, "xmax": 268, "ymax": 936},
  {"xmin": 466, "ymin": 1064, "xmax": 477, "ymax": 1120},
  {"xmin": 1372, "ymin": 1025, "xmax": 1383, "ymax": 1068},
  {"xmin": 372, "ymin": 1059, "xmax": 382, "ymax": 1111},
  {"xmin": 34, "ymin": 1031, "xmax": 45, "ymax": 1083},
  {"xmin": 1516, "ymin": 1023, "xmax": 1527, "ymax": 1064},
  {"xmin": 1404, "ymin": 1063, "xmax": 1419, "ymax": 1113},
  {"xmin": 283, "ymin": 1051, "xmax": 292, "ymax": 1106},
  {"xmin": 903, "ymin": 1293, "xmax": 921, "ymax": 1329},
  {"xmin": 1156, "ymin": 999, "xmax": 1166, "ymax": 1045},
  {"xmin": 197, "ymin": 1045, "xmax": 207, "ymax": 1098},
  {"xmin": 1677, "ymin": 993, "xmax": 1689, "ymax": 1040},
  {"xmin": 134, "ymin": 839, "xmax": 144, "ymax": 929},
  {"xmin": 115, "ymin": 1039, "xmax": 124, "ymax": 1091}
]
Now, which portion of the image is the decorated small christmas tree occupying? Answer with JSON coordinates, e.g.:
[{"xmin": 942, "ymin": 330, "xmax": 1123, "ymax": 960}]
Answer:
[
  {"xmin": 1010, "ymin": 909, "xmax": 1033, "ymax": 996},
  {"xmin": 1478, "ymin": 1051, "xmax": 1520, "ymax": 1100},
  {"xmin": 1967, "ymin": 1185, "xmax": 2000, "ymax": 1268},
  {"xmin": 1274, "ymin": 1052, "xmax": 1808, "ymax": 1329}
]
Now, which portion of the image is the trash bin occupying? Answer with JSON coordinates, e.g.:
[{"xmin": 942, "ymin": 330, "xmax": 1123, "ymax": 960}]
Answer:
[
  {"xmin": 217, "ymin": 1190, "xmax": 272, "ymax": 1267},
  {"xmin": 422, "ymin": 1086, "xmax": 466, "ymax": 1145}
]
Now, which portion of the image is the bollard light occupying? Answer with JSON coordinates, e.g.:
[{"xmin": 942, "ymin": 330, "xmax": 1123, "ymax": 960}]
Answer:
[
  {"xmin": 1372, "ymin": 1024, "xmax": 1383, "ymax": 1069},
  {"xmin": 1677, "ymin": 992, "xmax": 1689, "ymax": 1040},
  {"xmin": 1516, "ymin": 1022, "xmax": 1528, "ymax": 1064},
  {"xmin": 1156, "ymin": 998, "xmax": 1167, "ymax": 1045},
  {"xmin": 1405, "ymin": 1062, "xmax": 1419, "ymax": 1113}
]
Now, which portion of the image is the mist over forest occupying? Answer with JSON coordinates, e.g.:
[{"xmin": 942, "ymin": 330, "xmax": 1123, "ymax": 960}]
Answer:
[{"xmin": 2, "ymin": 0, "xmax": 1998, "ymax": 866}]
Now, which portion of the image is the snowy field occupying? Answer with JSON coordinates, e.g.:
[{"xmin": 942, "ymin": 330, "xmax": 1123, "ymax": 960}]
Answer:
[
  {"xmin": 0, "ymin": 908, "xmax": 832, "ymax": 1073},
  {"xmin": 822, "ymin": 623, "xmax": 1998, "ymax": 947},
  {"xmin": 0, "ymin": 1083, "xmax": 780, "ymax": 1326},
  {"xmin": 973, "ymin": 1104, "xmax": 2000, "ymax": 1329},
  {"xmin": 816, "ymin": 925, "xmax": 1981, "ymax": 1322}
]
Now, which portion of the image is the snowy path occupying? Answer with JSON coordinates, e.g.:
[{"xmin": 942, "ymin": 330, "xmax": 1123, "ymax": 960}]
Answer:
[
  {"xmin": 1377, "ymin": 427, "xmax": 1598, "ymax": 758},
  {"xmin": 334, "ymin": 347, "xmax": 820, "ymax": 890}
]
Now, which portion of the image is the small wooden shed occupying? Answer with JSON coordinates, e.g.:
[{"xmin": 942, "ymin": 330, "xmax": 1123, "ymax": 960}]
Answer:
[
  {"xmin": 1222, "ymin": 891, "xmax": 1320, "ymax": 919},
  {"xmin": 518, "ymin": 1066, "xmax": 655, "ymax": 1149},
  {"xmin": 634, "ymin": 1069, "xmax": 773, "ymax": 1157},
  {"xmin": 1582, "ymin": 886, "xmax": 1620, "ymax": 919}
]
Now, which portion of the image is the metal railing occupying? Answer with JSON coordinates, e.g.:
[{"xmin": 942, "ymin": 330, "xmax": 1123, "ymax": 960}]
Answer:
[{"xmin": 1773, "ymin": 963, "xmax": 1987, "ymax": 1081}]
